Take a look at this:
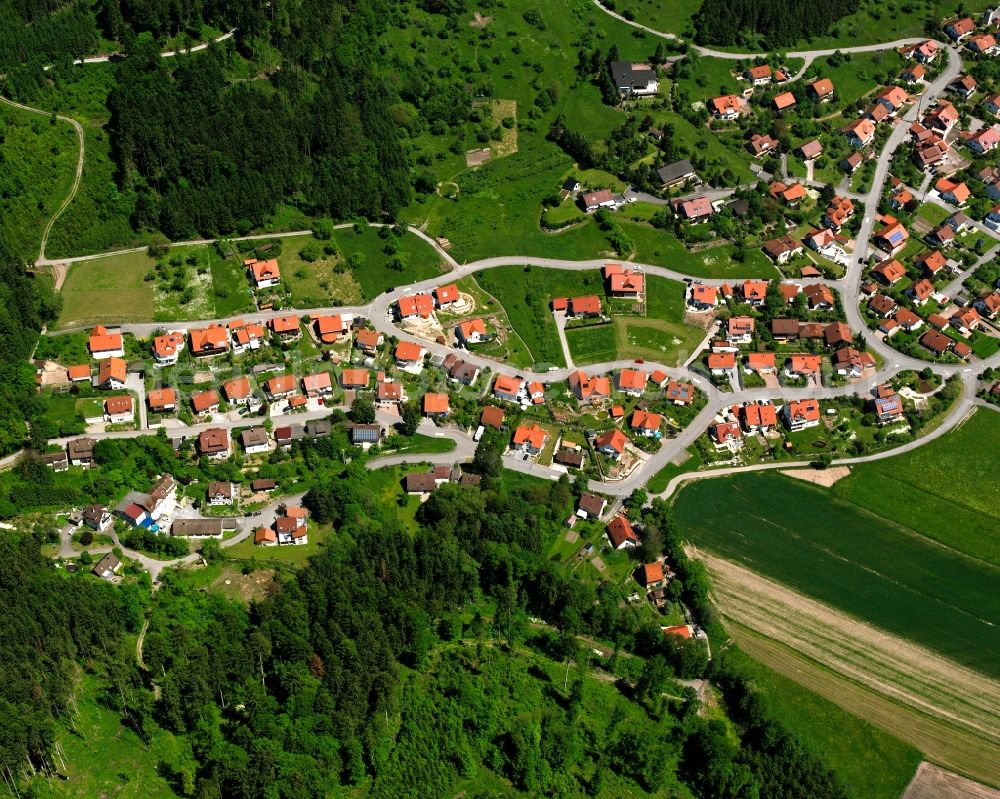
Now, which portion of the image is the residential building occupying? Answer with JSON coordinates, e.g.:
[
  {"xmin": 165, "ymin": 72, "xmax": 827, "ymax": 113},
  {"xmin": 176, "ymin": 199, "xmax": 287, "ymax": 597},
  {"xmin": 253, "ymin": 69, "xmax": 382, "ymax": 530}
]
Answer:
[
  {"xmin": 206, "ymin": 482, "xmax": 236, "ymax": 506},
  {"xmin": 604, "ymin": 263, "xmax": 645, "ymax": 298},
  {"xmin": 302, "ymin": 372, "xmax": 333, "ymax": 397},
  {"xmin": 191, "ymin": 389, "xmax": 220, "ymax": 414},
  {"xmin": 104, "ymin": 395, "xmax": 134, "ymax": 424},
  {"xmin": 152, "ymin": 331, "xmax": 185, "ymax": 364},
  {"xmin": 67, "ymin": 437, "xmax": 95, "ymax": 467},
  {"xmin": 493, "ymin": 374, "xmax": 525, "ymax": 403},
  {"xmin": 480, "ymin": 405, "xmax": 505, "ymax": 430},
  {"xmin": 808, "ymin": 78, "xmax": 835, "ymax": 100},
  {"xmin": 268, "ymin": 315, "xmax": 301, "ymax": 342},
  {"xmin": 677, "ymin": 196, "xmax": 714, "ymax": 222},
  {"xmin": 594, "ymin": 429, "xmax": 628, "ymax": 459},
  {"xmin": 350, "ymin": 424, "xmax": 383, "ymax": 447},
  {"xmin": 616, "ymin": 369, "xmax": 648, "ymax": 396},
  {"xmin": 189, "ymin": 324, "xmax": 229, "ymax": 356},
  {"xmin": 512, "ymin": 423, "xmax": 549, "ymax": 456},
  {"xmin": 172, "ymin": 518, "xmax": 225, "ymax": 539},
  {"xmin": 609, "ymin": 60, "xmax": 659, "ymax": 95},
  {"xmin": 746, "ymin": 352, "xmax": 776, "ymax": 374},
  {"xmin": 569, "ymin": 295, "xmax": 602, "ymax": 317},
  {"xmin": 709, "ymin": 94, "xmax": 743, "ymax": 120},
  {"xmin": 313, "ymin": 315, "xmax": 349, "ymax": 343},
  {"xmin": 396, "ymin": 292, "xmax": 435, "ymax": 319},
  {"xmin": 832, "ymin": 346, "xmax": 875, "ymax": 376},
  {"xmin": 967, "ymin": 32, "xmax": 998, "ymax": 53},
  {"xmin": 568, "ymin": 370, "xmax": 612, "ymax": 401},
  {"xmin": 747, "ymin": 133, "xmax": 779, "ymax": 157},
  {"xmin": 874, "ymin": 221, "xmax": 909, "ymax": 254},
  {"xmin": 873, "ymin": 259, "xmax": 906, "ymax": 285},
  {"xmin": 824, "ymin": 321, "xmax": 853, "ymax": 347},
  {"xmin": 665, "ymin": 380, "xmax": 696, "ymax": 404},
  {"xmin": 82, "ymin": 503, "xmax": 112, "ymax": 531},
  {"xmin": 741, "ymin": 401, "xmax": 777, "ymax": 433},
  {"xmin": 606, "ymin": 516, "xmax": 639, "ymax": 550},
  {"xmin": 936, "ymin": 177, "xmax": 971, "ymax": 205},
  {"xmin": 95, "ymin": 357, "xmax": 127, "ymax": 390},
  {"xmin": 264, "ymin": 373, "xmax": 298, "ymax": 399},
  {"xmin": 395, "ymin": 341, "xmax": 425, "ymax": 368},
  {"xmin": 745, "ymin": 64, "xmax": 773, "ymax": 85},
  {"xmin": 240, "ymin": 426, "xmax": 270, "ymax": 454},
  {"xmin": 88, "ymin": 325, "xmax": 124, "ymax": 359},
  {"xmin": 577, "ymin": 492, "xmax": 606, "ymax": 519},
  {"xmin": 783, "ymin": 399, "xmax": 821, "ymax": 431},
  {"xmin": 843, "ymin": 118, "xmax": 876, "ymax": 147},
  {"xmin": 709, "ymin": 421, "xmax": 743, "ymax": 450},
  {"xmin": 656, "ymin": 159, "xmax": 696, "ymax": 188},
  {"xmin": 246, "ymin": 258, "xmax": 281, "ymax": 288},
  {"xmin": 434, "ymin": 283, "xmax": 460, "ymax": 309},
  {"xmin": 92, "ymin": 554, "xmax": 121, "ymax": 580},
  {"xmin": 423, "ymin": 392, "xmax": 450, "ymax": 417},
  {"xmin": 630, "ymin": 410, "xmax": 662, "ymax": 437},
  {"xmin": 804, "ymin": 283, "xmax": 834, "ymax": 309},
  {"xmin": 726, "ymin": 316, "xmax": 755, "ymax": 344},
  {"xmin": 456, "ymin": 318, "xmax": 487, "ymax": 345},
  {"xmin": 230, "ymin": 321, "xmax": 267, "ymax": 354},
  {"xmin": 222, "ymin": 376, "xmax": 252, "ymax": 405},
  {"xmin": 920, "ymin": 329, "xmax": 953, "ymax": 356},
  {"xmin": 197, "ymin": 428, "xmax": 231, "ymax": 459}
]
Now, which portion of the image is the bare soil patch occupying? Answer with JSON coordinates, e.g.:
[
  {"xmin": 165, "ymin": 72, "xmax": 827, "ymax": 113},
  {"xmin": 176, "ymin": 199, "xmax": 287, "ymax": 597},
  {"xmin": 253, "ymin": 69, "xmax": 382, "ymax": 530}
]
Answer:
[
  {"xmin": 902, "ymin": 762, "xmax": 1000, "ymax": 799},
  {"xmin": 210, "ymin": 566, "xmax": 279, "ymax": 604},
  {"xmin": 469, "ymin": 10, "xmax": 492, "ymax": 27},
  {"xmin": 466, "ymin": 147, "xmax": 492, "ymax": 168},
  {"xmin": 780, "ymin": 465, "xmax": 851, "ymax": 486}
]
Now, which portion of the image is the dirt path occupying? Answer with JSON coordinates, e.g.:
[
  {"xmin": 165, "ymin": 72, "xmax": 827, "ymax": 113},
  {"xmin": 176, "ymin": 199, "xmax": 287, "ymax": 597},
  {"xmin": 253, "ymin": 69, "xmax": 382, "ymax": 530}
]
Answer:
[
  {"xmin": 902, "ymin": 762, "xmax": 1000, "ymax": 799},
  {"xmin": 0, "ymin": 95, "xmax": 85, "ymax": 264},
  {"xmin": 693, "ymin": 548, "xmax": 1000, "ymax": 751}
]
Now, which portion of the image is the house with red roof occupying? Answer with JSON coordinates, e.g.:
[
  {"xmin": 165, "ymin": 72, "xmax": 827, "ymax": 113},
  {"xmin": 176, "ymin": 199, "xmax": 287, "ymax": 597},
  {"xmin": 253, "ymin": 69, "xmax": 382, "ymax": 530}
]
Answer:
[
  {"xmin": 709, "ymin": 94, "xmax": 743, "ymax": 120},
  {"xmin": 773, "ymin": 91, "xmax": 796, "ymax": 112},
  {"xmin": 148, "ymin": 387, "xmax": 177, "ymax": 413},
  {"xmin": 808, "ymin": 78, "xmax": 835, "ymax": 100},
  {"xmin": 493, "ymin": 374, "xmax": 525, "ymax": 403},
  {"xmin": 512, "ymin": 423, "xmax": 549, "ymax": 456},
  {"xmin": 665, "ymin": 379, "xmax": 696, "ymax": 404},
  {"xmin": 222, "ymin": 376, "xmax": 252, "ymax": 405},
  {"xmin": 745, "ymin": 64, "xmax": 773, "ymax": 85},
  {"xmin": 396, "ymin": 293, "xmax": 435, "ymax": 320},
  {"xmin": 268, "ymin": 315, "xmax": 301, "ymax": 342},
  {"xmin": 762, "ymin": 236, "xmax": 802, "ymax": 264},
  {"xmin": 920, "ymin": 329, "xmax": 953, "ymax": 356},
  {"xmin": 569, "ymin": 370, "xmax": 612, "ymax": 401},
  {"xmin": 434, "ymin": 284, "xmax": 460, "ymax": 308},
  {"xmin": 594, "ymin": 429, "xmax": 628, "ymax": 459},
  {"xmin": 189, "ymin": 324, "xmax": 230, "ymax": 356},
  {"xmin": 104, "ymin": 395, "xmax": 134, "ymax": 424},
  {"xmin": 230, "ymin": 321, "xmax": 267, "ymax": 354},
  {"xmin": 783, "ymin": 398, "xmax": 821, "ymax": 431},
  {"xmin": 741, "ymin": 401, "xmax": 777, "ymax": 433},
  {"xmin": 630, "ymin": 409, "xmax": 662, "ymax": 437},
  {"xmin": 456, "ymin": 318, "xmax": 487, "ymax": 345},
  {"xmin": 843, "ymin": 118, "xmax": 876, "ymax": 148},
  {"xmin": 246, "ymin": 258, "xmax": 281, "ymax": 288},
  {"xmin": 677, "ymin": 196, "xmax": 714, "ymax": 222},
  {"xmin": 88, "ymin": 325, "xmax": 124, "ymax": 359},
  {"xmin": 395, "ymin": 341, "xmax": 425, "ymax": 369},
  {"xmin": 709, "ymin": 421, "xmax": 743, "ymax": 450},
  {"xmin": 313, "ymin": 315, "xmax": 349, "ymax": 344},
  {"xmin": 741, "ymin": 280, "xmax": 769, "ymax": 306},
  {"xmin": 745, "ymin": 352, "xmax": 776, "ymax": 374},
  {"xmin": 605, "ymin": 265, "xmax": 645, "ymax": 298},
  {"xmin": 264, "ymin": 374, "xmax": 297, "ymax": 400},
  {"xmin": 832, "ymin": 347, "xmax": 875, "ymax": 377},
  {"xmin": 96, "ymin": 357, "xmax": 127, "ymax": 390},
  {"xmin": 747, "ymin": 133, "xmax": 779, "ymax": 157},
  {"xmin": 616, "ymin": 369, "xmax": 648, "ymax": 396},
  {"xmin": 727, "ymin": 316, "xmax": 755, "ymax": 344},
  {"xmin": 874, "ymin": 221, "xmax": 909, "ymax": 255},
  {"xmin": 970, "ymin": 126, "xmax": 1000, "ymax": 155},
  {"xmin": 909, "ymin": 278, "xmax": 935, "ymax": 305},
  {"xmin": 569, "ymin": 295, "xmax": 602, "ymax": 317},
  {"xmin": 354, "ymin": 328, "xmax": 384, "ymax": 355},
  {"xmin": 301, "ymin": 372, "xmax": 333, "ymax": 397},
  {"xmin": 687, "ymin": 284, "xmax": 718, "ymax": 309},
  {"xmin": 936, "ymin": 177, "xmax": 971, "ymax": 205},
  {"xmin": 606, "ymin": 516, "xmax": 639, "ymax": 550},
  {"xmin": 967, "ymin": 32, "xmax": 998, "ymax": 54},
  {"xmin": 152, "ymin": 331, "xmax": 185, "ymax": 364},
  {"xmin": 423, "ymin": 392, "xmax": 450, "ymax": 417},
  {"xmin": 786, "ymin": 354, "xmax": 822, "ymax": 379}
]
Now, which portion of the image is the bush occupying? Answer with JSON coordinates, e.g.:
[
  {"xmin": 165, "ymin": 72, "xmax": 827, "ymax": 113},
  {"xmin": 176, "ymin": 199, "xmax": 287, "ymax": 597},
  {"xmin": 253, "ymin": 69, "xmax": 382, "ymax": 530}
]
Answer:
[{"xmin": 300, "ymin": 243, "xmax": 321, "ymax": 262}]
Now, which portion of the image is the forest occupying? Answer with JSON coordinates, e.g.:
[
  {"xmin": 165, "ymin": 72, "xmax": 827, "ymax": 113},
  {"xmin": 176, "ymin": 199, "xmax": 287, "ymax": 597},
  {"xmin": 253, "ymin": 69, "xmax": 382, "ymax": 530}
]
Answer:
[
  {"xmin": 693, "ymin": 0, "xmax": 861, "ymax": 47},
  {"xmin": 6, "ymin": 441, "xmax": 852, "ymax": 798}
]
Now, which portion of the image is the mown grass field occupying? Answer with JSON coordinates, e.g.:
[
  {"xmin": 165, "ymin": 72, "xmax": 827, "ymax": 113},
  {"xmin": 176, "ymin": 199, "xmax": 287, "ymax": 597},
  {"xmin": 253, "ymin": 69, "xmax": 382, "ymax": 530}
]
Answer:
[
  {"xmin": 673, "ymin": 471, "xmax": 1000, "ymax": 678},
  {"xmin": 566, "ymin": 323, "xmax": 618, "ymax": 364},
  {"xmin": 832, "ymin": 409, "xmax": 1000, "ymax": 566},
  {"xmin": 0, "ymin": 102, "xmax": 79, "ymax": 261},
  {"xmin": 725, "ymin": 647, "xmax": 922, "ymax": 799},
  {"xmin": 56, "ymin": 250, "xmax": 155, "ymax": 329}
]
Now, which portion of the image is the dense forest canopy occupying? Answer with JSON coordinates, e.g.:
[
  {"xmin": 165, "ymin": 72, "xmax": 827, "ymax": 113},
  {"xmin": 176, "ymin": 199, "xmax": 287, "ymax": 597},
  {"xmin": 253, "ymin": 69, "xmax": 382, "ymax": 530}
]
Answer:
[{"xmin": 694, "ymin": 0, "xmax": 861, "ymax": 47}]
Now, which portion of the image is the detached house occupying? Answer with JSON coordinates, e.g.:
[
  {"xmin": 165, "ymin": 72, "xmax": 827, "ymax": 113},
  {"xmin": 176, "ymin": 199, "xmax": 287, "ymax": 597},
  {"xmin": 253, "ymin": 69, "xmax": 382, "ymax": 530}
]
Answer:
[
  {"xmin": 606, "ymin": 516, "xmax": 639, "ymax": 550},
  {"xmin": 240, "ymin": 426, "xmax": 270, "ymax": 455},
  {"xmin": 630, "ymin": 410, "xmax": 662, "ymax": 437},
  {"xmin": 808, "ymin": 78, "xmax": 835, "ymax": 101},
  {"xmin": 246, "ymin": 258, "xmax": 281, "ymax": 288},
  {"xmin": 747, "ymin": 133, "xmax": 779, "ymax": 157},
  {"xmin": 709, "ymin": 94, "xmax": 743, "ymax": 120},
  {"xmin": 313, "ymin": 315, "xmax": 349, "ymax": 344},
  {"xmin": 191, "ymin": 389, "xmax": 220, "ymax": 415},
  {"xmin": 677, "ymin": 196, "xmax": 714, "ymax": 222},
  {"xmin": 874, "ymin": 221, "xmax": 909, "ymax": 255},
  {"xmin": 197, "ymin": 428, "xmax": 231, "ymax": 459},
  {"xmin": 832, "ymin": 347, "xmax": 874, "ymax": 377},
  {"xmin": 301, "ymin": 371, "xmax": 333, "ymax": 398},
  {"xmin": 604, "ymin": 263, "xmax": 645, "ymax": 298},
  {"xmin": 422, "ymin": 392, "xmax": 450, "ymax": 417},
  {"xmin": 96, "ymin": 357, "xmax": 127, "ymax": 390},
  {"xmin": 456, "ymin": 318, "xmax": 487, "ymax": 345},
  {"xmin": 741, "ymin": 402, "xmax": 777, "ymax": 433},
  {"xmin": 264, "ymin": 374, "xmax": 297, "ymax": 400},
  {"xmin": 947, "ymin": 16, "xmax": 976, "ymax": 41},
  {"xmin": 395, "ymin": 341, "xmax": 425, "ymax": 369},
  {"xmin": 970, "ymin": 126, "xmax": 1000, "ymax": 155},
  {"xmin": 148, "ymin": 387, "xmax": 177, "ymax": 413},
  {"xmin": 844, "ymin": 118, "xmax": 876, "ymax": 148},
  {"xmin": 569, "ymin": 370, "xmax": 612, "ymax": 402},
  {"xmin": 152, "ymin": 331, "xmax": 185, "ymax": 364},
  {"xmin": 512, "ymin": 423, "xmax": 549, "ymax": 457},
  {"xmin": 493, "ymin": 374, "xmax": 525, "ymax": 403},
  {"xmin": 396, "ymin": 293, "xmax": 435, "ymax": 320},
  {"xmin": 594, "ymin": 429, "xmax": 628, "ymax": 459},
  {"xmin": 189, "ymin": 324, "xmax": 229, "ymax": 357},
  {"xmin": 104, "ymin": 395, "xmax": 133, "ymax": 423},
  {"xmin": 762, "ymin": 236, "xmax": 803, "ymax": 264},
  {"xmin": 610, "ymin": 60, "xmax": 659, "ymax": 96},
  {"xmin": 873, "ymin": 258, "xmax": 906, "ymax": 286},
  {"xmin": 745, "ymin": 64, "xmax": 773, "ymax": 85},
  {"xmin": 783, "ymin": 399, "xmax": 821, "ymax": 431},
  {"xmin": 268, "ymin": 315, "xmax": 301, "ymax": 342},
  {"xmin": 665, "ymin": 380, "xmax": 696, "ymax": 404},
  {"xmin": 222, "ymin": 376, "xmax": 252, "ymax": 405},
  {"xmin": 710, "ymin": 421, "xmax": 743, "ymax": 450},
  {"xmin": 616, "ymin": 369, "xmax": 648, "ymax": 396},
  {"xmin": 967, "ymin": 32, "xmax": 998, "ymax": 54},
  {"xmin": 88, "ymin": 325, "xmax": 124, "ymax": 359},
  {"xmin": 230, "ymin": 321, "xmax": 267, "ymax": 354},
  {"xmin": 354, "ymin": 327, "xmax": 383, "ymax": 355}
]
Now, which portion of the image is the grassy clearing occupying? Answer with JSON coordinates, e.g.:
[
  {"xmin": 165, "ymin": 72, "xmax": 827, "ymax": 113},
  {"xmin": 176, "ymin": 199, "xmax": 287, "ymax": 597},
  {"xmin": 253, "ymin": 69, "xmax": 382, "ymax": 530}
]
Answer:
[
  {"xmin": 674, "ymin": 471, "xmax": 1000, "ymax": 678},
  {"xmin": 30, "ymin": 672, "xmax": 179, "ymax": 799},
  {"xmin": 56, "ymin": 250, "xmax": 155, "ymax": 329},
  {"xmin": 725, "ymin": 646, "xmax": 922, "ymax": 799},
  {"xmin": 226, "ymin": 525, "xmax": 334, "ymax": 567},
  {"xmin": 831, "ymin": 409, "xmax": 1000, "ymax": 566},
  {"xmin": 0, "ymin": 102, "xmax": 79, "ymax": 261},
  {"xmin": 327, "ymin": 228, "xmax": 445, "ymax": 299},
  {"xmin": 647, "ymin": 448, "xmax": 703, "ymax": 493}
]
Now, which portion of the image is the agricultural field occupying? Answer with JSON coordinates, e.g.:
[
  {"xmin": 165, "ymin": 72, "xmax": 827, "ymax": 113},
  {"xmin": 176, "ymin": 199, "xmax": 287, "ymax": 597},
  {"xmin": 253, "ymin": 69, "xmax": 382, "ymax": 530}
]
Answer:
[
  {"xmin": 673, "ymin": 471, "xmax": 1000, "ymax": 679},
  {"xmin": 0, "ymin": 102, "xmax": 79, "ymax": 261},
  {"xmin": 724, "ymin": 648, "xmax": 922, "ymax": 799},
  {"xmin": 831, "ymin": 409, "xmax": 1000, "ymax": 566}
]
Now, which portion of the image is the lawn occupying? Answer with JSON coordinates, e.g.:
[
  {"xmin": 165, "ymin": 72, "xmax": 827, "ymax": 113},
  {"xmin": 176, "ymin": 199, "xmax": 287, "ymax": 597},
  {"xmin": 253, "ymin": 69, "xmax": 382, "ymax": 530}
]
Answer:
[
  {"xmin": 226, "ymin": 524, "xmax": 334, "ymax": 567},
  {"xmin": 30, "ymin": 672, "xmax": 180, "ymax": 799},
  {"xmin": 566, "ymin": 323, "xmax": 618, "ymax": 364},
  {"xmin": 673, "ymin": 471, "xmax": 1000, "ymax": 678},
  {"xmin": 0, "ymin": 102, "xmax": 79, "ymax": 262},
  {"xmin": 56, "ymin": 250, "xmax": 155, "ymax": 329},
  {"xmin": 646, "ymin": 448, "xmax": 703, "ymax": 493},
  {"xmin": 725, "ymin": 647, "xmax": 921, "ymax": 799},
  {"xmin": 831, "ymin": 408, "xmax": 1000, "ymax": 566}
]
